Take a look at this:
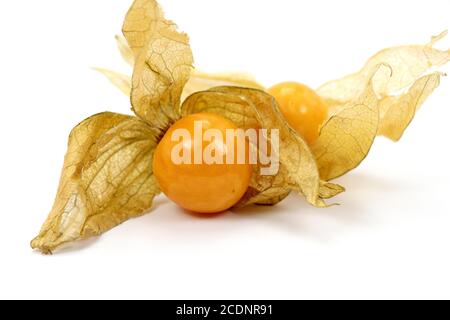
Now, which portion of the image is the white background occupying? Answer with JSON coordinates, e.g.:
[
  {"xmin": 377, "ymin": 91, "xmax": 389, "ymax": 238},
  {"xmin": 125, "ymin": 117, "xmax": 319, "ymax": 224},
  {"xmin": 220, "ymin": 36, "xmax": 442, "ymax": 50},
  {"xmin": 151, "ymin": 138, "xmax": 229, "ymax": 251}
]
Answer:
[{"xmin": 0, "ymin": 0, "xmax": 449, "ymax": 300}]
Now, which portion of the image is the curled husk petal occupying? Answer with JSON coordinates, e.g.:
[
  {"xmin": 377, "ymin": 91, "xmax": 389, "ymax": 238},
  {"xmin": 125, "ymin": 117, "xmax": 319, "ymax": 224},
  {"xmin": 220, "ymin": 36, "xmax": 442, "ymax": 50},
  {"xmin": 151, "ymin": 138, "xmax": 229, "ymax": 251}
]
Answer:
[
  {"xmin": 115, "ymin": 35, "xmax": 135, "ymax": 67},
  {"xmin": 317, "ymin": 31, "xmax": 450, "ymax": 108},
  {"xmin": 123, "ymin": 0, "xmax": 194, "ymax": 130},
  {"xmin": 31, "ymin": 113, "xmax": 160, "ymax": 253},
  {"xmin": 378, "ymin": 72, "xmax": 443, "ymax": 141},
  {"xmin": 314, "ymin": 32, "xmax": 450, "ymax": 180},
  {"xmin": 313, "ymin": 74, "xmax": 380, "ymax": 181},
  {"xmin": 319, "ymin": 181, "xmax": 346, "ymax": 200}
]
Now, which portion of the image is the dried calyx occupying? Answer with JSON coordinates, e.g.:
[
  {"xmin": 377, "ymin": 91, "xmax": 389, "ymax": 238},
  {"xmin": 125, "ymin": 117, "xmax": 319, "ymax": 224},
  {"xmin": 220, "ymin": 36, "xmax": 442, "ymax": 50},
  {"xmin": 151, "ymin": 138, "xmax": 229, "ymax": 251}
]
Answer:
[{"xmin": 32, "ymin": 0, "xmax": 449, "ymax": 253}]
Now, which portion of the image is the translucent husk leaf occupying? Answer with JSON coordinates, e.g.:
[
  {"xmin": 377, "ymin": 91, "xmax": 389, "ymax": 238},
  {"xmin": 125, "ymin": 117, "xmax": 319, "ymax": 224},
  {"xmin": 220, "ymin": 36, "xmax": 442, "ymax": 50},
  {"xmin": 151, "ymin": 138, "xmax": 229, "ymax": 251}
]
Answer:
[
  {"xmin": 319, "ymin": 181, "xmax": 346, "ymax": 200},
  {"xmin": 182, "ymin": 86, "xmax": 338, "ymax": 207},
  {"xmin": 123, "ymin": 0, "xmax": 194, "ymax": 130},
  {"xmin": 314, "ymin": 32, "xmax": 449, "ymax": 180},
  {"xmin": 378, "ymin": 72, "xmax": 443, "ymax": 141},
  {"xmin": 94, "ymin": 68, "xmax": 132, "ymax": 96},
  {"xmin": 122, "ymin": 0, "xmax": 164, "ymax": 57},
  {"xmin": 317, "ymin": 31, "xmax": 450, "ymax": 108},
  {"xmin": 31, "ymin": 112, "xmax": 160, "ymax": 253},
  {"xmin": 115, "ymin": 35, "xmax": 135, "ymax": 67},
  {"xmin": 313, "ymin": 76, "xmax": 379, "ymax": 181}
]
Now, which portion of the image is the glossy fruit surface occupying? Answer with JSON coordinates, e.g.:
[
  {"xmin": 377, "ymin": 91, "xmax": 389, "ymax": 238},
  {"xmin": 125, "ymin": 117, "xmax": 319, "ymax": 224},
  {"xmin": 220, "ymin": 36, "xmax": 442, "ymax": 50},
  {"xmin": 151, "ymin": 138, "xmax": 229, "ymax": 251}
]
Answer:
[
  {"xmin": 268, "ymin": 82, "xmax": 328, "ymax": 145},
  {"xmin": 153, "ymin": 113, "xmax": 252, "ymax": 213}
]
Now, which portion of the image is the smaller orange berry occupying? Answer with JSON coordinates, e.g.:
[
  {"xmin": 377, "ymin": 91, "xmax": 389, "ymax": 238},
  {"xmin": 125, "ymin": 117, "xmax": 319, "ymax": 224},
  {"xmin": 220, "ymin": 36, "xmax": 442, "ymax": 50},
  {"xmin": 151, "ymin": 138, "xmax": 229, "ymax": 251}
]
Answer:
[{"xmin": 268, "ymin": 82, "xmax": 328, "ymax": 145}]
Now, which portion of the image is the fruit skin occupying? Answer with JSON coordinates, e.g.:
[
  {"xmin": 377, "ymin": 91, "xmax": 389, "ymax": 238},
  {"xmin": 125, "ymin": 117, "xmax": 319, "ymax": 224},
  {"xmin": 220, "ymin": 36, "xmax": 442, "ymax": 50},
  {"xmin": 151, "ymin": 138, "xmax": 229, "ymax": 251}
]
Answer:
[
  {"xmin": 153, "ymin": 113, "xmax": 253, "ymax": 214},
  {"xmin": 268, "ymin": 82, "xmax": 328, "ymax": 145}
]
